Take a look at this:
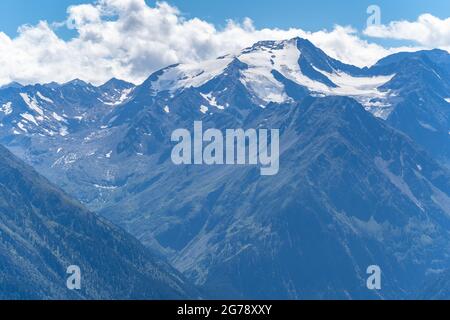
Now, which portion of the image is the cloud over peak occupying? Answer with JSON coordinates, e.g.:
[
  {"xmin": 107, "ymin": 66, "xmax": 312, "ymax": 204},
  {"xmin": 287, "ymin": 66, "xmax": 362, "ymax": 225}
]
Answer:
[
  {"xmin": 364, "ymin": 14, "xmax": 450, "ymax": 48},
  {"xmin": 0, "ymin": 0, "xmax": 446, "ymax": 86}
]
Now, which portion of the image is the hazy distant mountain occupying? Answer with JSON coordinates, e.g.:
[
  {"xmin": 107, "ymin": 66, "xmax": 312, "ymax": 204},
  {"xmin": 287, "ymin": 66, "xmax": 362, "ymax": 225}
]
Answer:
[
  {"xmin": 370, "ymin": 49, "xmax": 450, "ymax": 167},
  {"xmin": 0, "ymin": 78, "xmax": 135, "ymax": 141}
]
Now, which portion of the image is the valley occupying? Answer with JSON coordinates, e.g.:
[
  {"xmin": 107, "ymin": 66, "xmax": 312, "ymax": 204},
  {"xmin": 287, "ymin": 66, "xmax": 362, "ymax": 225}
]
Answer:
[{"xmin": 1, "ymin": 37, "xmax": 449, "ymax": 299}]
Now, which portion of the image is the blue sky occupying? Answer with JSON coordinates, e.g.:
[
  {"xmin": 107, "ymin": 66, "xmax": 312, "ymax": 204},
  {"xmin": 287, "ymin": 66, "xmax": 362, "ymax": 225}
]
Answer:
[{"xmin": 1, "ymin": 0, "xmax": 449, "ymax": 39}]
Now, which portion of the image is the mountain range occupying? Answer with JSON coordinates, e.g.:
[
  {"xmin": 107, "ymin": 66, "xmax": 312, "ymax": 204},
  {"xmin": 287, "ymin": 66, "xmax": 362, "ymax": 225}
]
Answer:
[{"xmin": 0, "ymin": 37, "xmax": 449, "ymax": 299}]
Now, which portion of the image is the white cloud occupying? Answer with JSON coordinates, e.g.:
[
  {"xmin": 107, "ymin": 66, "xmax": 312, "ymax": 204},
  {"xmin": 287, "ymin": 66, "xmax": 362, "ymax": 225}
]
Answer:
[
  {"xmin": 0, "ymin": 0, "xmax": 442, "ymax": 86},
  {"xmin": 364, "ymin": 14, "xmax": 450, "ymax": 48},
  {"xmin": 295, "ymin": 26, "xmax": 420, "ymax": 68}
]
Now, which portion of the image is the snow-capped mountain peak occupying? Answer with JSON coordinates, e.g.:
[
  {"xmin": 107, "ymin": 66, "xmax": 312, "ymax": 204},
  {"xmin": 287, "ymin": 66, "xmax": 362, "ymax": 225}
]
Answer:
[
  {"xmin": 0, "ymin": 77, "xmax": 136, "ymax": 138},
  {"xmin": 144, "ymin": 37, "xmax": 395, "ymax": 111},
  {"xmin": 0, "ymin": 81, "xmax": 23, "ymax": 90},
  {"xmin": 149, "ymin": 55, "xmax": 235, "ymax": 94},
  {"xmin": 99, "ymin": 78, "xmax": 135, "ymax": 106},
  {"xmin": 237, "ymin": 38, "xmax": 396, "ymax": 108}
]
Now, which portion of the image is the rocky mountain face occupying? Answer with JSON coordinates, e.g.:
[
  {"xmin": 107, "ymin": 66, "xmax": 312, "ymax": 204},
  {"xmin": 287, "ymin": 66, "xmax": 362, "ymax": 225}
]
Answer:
[
  {"xmin": 0, "ymin": 144, "xmax": 198, "ymax": 299},
  {"xmin": 1, "ymin": 37, "xmax": 449, "ymax": 299},
  {"xmin": 0, "ymin": 78, "xmax": 135, "ymax": 141},
  {"xmin": 371, "ymin": 50, "xmax": 450, "ymax": 168}
]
